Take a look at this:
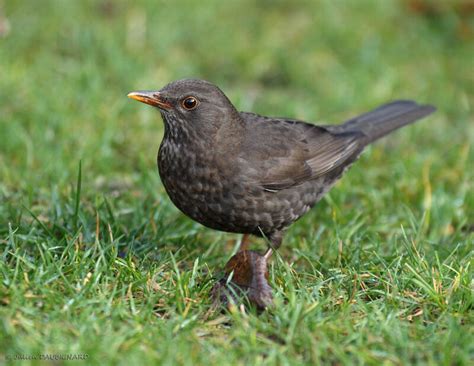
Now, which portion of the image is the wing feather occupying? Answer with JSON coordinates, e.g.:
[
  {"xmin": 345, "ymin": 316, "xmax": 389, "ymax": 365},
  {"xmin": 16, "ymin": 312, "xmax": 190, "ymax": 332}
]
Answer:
[{"xmin": 239, "ymin": 113, "xmax": 364, "ymax": 191}]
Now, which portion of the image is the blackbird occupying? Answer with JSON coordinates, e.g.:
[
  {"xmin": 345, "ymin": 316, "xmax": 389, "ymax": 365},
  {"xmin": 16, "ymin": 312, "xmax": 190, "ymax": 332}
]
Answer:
[{"xmin": 128, "ymin": 79, "xmax": 436, "ymax": 307}]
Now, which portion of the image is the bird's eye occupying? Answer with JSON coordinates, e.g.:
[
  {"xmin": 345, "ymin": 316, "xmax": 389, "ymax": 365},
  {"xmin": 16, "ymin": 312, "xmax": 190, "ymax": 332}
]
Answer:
[{"xmin": 181, "ymin": 96, "xmax": 199, "ymax": 110}]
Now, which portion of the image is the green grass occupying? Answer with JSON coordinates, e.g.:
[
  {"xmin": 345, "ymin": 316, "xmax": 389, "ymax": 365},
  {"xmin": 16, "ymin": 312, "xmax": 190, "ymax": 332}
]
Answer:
[{"xmin": 1, "ymin": 0, "xmax": 473, "ymax": 365}]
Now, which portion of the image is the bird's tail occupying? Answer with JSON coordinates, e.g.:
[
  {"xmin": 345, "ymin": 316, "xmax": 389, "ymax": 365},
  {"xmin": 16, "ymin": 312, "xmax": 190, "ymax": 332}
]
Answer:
[{"xmin": 339, "ymin": 100, "xmax": 436, "ymax": 144}]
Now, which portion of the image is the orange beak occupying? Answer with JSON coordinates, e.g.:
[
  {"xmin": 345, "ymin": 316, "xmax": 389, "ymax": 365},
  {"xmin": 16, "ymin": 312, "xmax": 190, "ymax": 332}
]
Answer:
[{"xmin": 127, "ymin": 91, "xmax": 172, "ymax": 110}]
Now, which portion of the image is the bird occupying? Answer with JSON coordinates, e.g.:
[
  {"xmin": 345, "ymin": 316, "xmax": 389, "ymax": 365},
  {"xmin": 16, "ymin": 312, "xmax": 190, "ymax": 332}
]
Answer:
[{"xmin": 128, "ymin": 79, "xmax": 436, "ymax": 308}]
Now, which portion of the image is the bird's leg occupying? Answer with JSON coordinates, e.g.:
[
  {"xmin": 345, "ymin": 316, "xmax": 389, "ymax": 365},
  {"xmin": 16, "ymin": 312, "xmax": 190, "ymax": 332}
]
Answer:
[{"xmin": 239, "ymin": 233, "xmax": 251, "ymax": 252}]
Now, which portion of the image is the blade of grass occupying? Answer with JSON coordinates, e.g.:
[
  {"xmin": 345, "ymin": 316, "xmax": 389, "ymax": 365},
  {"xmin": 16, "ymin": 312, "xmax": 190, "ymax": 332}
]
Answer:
[{"xmin": 73, "ymin": 160, "xmax": 82, "ymax": 231}]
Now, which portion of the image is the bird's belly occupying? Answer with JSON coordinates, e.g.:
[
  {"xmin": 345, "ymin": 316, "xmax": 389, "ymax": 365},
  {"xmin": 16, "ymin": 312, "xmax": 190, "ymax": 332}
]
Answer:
[
  {"xmin": 159, "ymin": 162, "xmax": 328, "ymax": 235},
  {"xmin": 159, "ymin": 164, "xmax": 257, "ymax": 233}
]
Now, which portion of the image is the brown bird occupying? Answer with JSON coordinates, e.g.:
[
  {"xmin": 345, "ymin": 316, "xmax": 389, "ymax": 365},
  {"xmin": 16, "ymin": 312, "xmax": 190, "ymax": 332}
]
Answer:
[{"xmin": 128, "ymin": 79, "xmax": 436, "ymax": 307}]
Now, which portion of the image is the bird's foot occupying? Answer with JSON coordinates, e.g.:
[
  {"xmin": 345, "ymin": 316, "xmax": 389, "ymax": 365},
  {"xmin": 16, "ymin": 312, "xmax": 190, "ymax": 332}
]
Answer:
[{"xmin": 211, "ymin": 249, "xmax": 273, "ymax": 310}]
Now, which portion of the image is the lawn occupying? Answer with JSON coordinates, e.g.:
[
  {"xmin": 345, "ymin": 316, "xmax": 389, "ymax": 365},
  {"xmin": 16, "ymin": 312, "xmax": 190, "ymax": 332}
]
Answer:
[{"xmin": 0, "ymin": 1, "xmax": 473, "ymax": 365}]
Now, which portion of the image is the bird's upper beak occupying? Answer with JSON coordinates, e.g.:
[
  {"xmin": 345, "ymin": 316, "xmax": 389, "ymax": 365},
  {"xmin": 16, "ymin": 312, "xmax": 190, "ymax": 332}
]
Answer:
[{"xmin": 127, "ymin": 91, "xmax": 172, "ymax": 110}]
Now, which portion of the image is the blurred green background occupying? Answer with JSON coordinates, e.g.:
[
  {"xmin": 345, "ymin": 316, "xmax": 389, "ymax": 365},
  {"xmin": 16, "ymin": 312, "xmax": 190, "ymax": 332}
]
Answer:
[
  {"xmin": 0, "ymin": 1, "xmax": 473, "ymax": 365},
  {"xmin": 1, "ymin": 0, "xmax": 472, "ymax": 188}
]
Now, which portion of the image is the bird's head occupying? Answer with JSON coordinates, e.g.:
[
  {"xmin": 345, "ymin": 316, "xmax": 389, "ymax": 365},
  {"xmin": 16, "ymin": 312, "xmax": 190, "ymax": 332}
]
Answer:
[{"xmin": 128, "ymin": 79, "xmax": 240, "ymax": 138}]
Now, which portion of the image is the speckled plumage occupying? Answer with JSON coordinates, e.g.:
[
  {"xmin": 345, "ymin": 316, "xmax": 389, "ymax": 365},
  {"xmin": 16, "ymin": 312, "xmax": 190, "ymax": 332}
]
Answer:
[{"xmin": 129, "ymin": 79, "xmax": 436, "ymax": 250}]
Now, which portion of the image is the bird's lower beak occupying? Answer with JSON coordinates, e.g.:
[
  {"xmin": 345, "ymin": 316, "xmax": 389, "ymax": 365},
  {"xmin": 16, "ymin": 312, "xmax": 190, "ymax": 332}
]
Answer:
[{"xmin": 127, "ymin": 91, "xmax": 172, "ymax": 110}]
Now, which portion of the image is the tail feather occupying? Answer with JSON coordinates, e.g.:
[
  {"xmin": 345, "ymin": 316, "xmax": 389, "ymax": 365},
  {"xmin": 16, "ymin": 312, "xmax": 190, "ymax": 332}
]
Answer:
[{"xmin": 339, "ymin": 100, "xmax": 436, "ymax": 144}]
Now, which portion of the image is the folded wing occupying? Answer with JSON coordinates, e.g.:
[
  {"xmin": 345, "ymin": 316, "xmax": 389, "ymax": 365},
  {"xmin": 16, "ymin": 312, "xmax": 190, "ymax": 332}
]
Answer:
[{"xmin": 238, "ymin": 113, "xmax": 364, "ymax": 191}]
